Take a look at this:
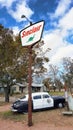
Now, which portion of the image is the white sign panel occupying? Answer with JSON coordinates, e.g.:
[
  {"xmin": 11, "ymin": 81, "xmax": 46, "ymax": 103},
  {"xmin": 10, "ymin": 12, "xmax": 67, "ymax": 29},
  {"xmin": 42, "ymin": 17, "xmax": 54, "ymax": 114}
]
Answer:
[{"xmin": 20, "ymin": 21, "xmax": 44, "ymax": 46}]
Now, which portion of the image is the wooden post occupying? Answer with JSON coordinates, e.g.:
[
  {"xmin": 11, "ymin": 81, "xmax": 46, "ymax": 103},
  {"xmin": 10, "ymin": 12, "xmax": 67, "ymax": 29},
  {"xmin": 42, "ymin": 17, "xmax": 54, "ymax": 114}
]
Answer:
[{"xmin": 28, "ymin": 46, "xmax": 33, "ymax": 126}]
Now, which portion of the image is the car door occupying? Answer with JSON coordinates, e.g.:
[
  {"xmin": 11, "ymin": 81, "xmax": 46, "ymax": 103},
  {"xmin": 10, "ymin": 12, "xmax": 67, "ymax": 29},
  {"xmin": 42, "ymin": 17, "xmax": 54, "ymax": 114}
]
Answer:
[
  {"xmin": 42, "ymin": 94, "xmax": 54, "ymax": 108},
  {"xmin": 33, "ymin": 94, "xmax": 43, "ymax": 110}
]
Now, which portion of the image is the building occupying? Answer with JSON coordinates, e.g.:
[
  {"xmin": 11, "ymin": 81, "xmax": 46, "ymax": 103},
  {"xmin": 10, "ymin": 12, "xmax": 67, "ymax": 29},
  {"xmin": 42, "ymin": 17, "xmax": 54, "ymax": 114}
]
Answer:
[{"xmin": 31, "ymin": 83, "xmax": 47, "ymax": 92}]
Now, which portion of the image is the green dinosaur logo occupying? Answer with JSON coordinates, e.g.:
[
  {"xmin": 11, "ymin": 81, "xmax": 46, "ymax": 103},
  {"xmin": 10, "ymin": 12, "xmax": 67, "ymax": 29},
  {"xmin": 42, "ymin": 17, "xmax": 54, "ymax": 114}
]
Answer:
[{"xmin": 26, "ymin": 34, "xmax": 35, "ymax": 43}]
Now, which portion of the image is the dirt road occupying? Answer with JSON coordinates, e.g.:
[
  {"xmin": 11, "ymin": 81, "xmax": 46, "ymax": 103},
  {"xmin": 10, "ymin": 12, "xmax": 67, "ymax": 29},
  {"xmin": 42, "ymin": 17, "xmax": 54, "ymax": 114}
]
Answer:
[
  {"xmin": 0, "ymin": 104, "xmax": 73, "ymax": 130},
  {"xmin": 0, "ymin": 119, "xmax": 73, "ymax": 130}
]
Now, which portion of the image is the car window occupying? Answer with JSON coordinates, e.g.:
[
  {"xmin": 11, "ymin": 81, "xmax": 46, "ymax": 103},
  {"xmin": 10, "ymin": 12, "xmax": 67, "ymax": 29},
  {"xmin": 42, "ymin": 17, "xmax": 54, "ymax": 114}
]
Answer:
[
  {"xmin": 33, "ymin": 95, "xmax": 41, "ymax": 100},
  {"xmin": 43, "ymin": 94, "xmax": 49, "ymax": 99},
  {"xmin": 20, "ymin": 95, "xmax": 28, "ymax": 99},
  {"xmin": 20, "ymin": 96, "xmax": 26, "ymax": 99}
]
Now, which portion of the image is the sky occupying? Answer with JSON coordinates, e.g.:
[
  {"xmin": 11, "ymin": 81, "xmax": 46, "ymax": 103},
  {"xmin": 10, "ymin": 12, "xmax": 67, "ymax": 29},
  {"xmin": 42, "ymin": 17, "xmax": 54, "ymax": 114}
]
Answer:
[{"xmin": 0, "ymin": 0, "xmax": 73, "ymax": 67}]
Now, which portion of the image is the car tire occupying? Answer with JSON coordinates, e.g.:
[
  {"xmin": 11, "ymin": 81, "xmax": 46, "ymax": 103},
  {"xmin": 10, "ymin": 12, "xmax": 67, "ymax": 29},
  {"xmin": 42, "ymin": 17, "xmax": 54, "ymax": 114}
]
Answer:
[{"xmin": 58, "ymin": 103, "xmax": 63, "ymax": 108}]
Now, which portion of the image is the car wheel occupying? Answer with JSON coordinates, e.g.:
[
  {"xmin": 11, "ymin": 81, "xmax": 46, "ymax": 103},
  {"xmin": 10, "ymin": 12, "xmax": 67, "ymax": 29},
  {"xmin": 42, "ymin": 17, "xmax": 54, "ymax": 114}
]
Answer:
[{"xmin": 58, "ymin": 103, "xmax": 63, "ymax": 108}]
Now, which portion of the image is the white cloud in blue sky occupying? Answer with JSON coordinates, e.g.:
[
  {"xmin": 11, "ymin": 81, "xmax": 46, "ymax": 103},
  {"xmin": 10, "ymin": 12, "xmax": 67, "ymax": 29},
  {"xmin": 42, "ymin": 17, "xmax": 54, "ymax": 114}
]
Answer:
[
  {"xmin": 0, "ymin": 0, "xmax": 15, "ymax": 8},
  {"xmin": 0, "ymin": 0, "xmax": 73, "ymax": 66},
  {"xmin": 0, "ymin": 0, "xmax": 34, "ymax": 22},
  {"xmin": 42, "ymin": 0, "xmax": 73, "ymax": 65},
  {"xmin": 53, "ymin": 0, "xmax": 72, "ymax": 18}
]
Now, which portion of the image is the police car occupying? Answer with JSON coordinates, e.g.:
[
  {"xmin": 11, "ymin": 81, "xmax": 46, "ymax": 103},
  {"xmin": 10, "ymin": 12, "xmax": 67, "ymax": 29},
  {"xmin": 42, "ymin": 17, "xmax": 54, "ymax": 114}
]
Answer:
[{"xmin": 11, "ymin": 92, "xmax": 65, "ymax": 113}]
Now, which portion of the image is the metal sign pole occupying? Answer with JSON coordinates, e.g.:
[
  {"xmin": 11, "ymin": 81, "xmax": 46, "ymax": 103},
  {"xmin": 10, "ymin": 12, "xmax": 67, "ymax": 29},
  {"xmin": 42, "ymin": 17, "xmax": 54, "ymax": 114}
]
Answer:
[
  {"xmin": 20, "ymin": 17, "xmax": 44, "ymax": 126},
  {"xmin": 28, "ymin": 45, "xmax": 33, "ymax": 126}
]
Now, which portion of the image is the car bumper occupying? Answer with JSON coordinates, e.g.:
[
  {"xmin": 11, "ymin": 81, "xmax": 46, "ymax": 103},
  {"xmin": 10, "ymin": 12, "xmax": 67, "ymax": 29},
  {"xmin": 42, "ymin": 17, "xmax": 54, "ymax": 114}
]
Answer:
[{"xmin": 11, "ymin": 107, "xmax": 18, "ymax": 112}]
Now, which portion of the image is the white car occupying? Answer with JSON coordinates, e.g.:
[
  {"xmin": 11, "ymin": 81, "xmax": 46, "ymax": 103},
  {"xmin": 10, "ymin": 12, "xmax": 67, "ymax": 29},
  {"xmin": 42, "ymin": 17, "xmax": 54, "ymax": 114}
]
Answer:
[{"xmin": 11, "ymin": 92, "xmax": 65, "ymax": 113}]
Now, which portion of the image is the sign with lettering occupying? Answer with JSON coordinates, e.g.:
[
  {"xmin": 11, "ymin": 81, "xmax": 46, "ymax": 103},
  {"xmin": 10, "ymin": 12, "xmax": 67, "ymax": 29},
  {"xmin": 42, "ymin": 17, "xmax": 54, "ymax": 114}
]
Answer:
[{"xmin": 20, "ymin": 21, "xmax": 44, "ymax": 46}]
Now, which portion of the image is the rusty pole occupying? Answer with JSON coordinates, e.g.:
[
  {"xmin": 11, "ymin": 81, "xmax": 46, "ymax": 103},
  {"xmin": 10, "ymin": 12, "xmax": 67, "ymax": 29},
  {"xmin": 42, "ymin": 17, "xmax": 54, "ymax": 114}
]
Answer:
[
  {"xmin": 28, "ymin": 46, "xmax": 33, "ymax": 126},
  {"xmin": 21, "ymin": 15, "xmax": 33, "ymax": 126}
]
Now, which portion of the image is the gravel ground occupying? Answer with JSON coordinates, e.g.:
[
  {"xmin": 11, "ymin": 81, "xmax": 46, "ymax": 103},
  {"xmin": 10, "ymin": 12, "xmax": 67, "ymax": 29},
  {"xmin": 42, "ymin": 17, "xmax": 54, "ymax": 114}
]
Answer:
[
  {"xmin": 0, "ymin": 119, "xmax": 73, "ymax": 130},
  {"xmin": 0, "ymin": 103, "xmax": 73, "ymax": 130}
]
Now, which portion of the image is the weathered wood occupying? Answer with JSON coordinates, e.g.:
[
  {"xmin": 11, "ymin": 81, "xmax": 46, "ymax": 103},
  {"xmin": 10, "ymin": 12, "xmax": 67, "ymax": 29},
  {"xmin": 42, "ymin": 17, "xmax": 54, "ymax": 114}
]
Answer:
[{"xmin": 62, "ymin": 111, "xmax": 73, "ymax": 115}]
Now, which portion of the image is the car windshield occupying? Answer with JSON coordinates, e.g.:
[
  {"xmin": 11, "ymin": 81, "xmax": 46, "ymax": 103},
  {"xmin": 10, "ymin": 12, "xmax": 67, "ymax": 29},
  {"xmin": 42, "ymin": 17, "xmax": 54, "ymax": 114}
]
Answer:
[
  {"xmin": 43, "ymin": 94, "xmax": 49, "ymax": 98},
  {"xmin": 14, "ymin": 100, "xmax": 24, "ymax": 106},
  {"xmin": 20, "ymin": 95, "xmax": 26, "ymax": 99}
]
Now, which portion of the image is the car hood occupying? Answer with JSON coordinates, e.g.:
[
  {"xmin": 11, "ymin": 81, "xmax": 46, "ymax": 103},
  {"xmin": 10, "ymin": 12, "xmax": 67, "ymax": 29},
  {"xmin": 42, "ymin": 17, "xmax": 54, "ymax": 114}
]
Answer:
[{"xmin": 52, "ymin": 95, "xmax": 65, "ymax": 99}]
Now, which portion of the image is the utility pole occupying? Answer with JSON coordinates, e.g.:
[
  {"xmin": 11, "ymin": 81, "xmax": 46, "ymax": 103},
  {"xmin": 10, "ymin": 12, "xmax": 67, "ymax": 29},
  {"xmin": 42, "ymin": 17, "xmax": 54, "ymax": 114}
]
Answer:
[
  {"xmin": 20, "ymin": 16, "xmax": 44, "ymax": 126},
  {"xmin": 21, "ymin": 15, "xmax": 33, "ymax": 126},
  {"xmin": 28, "ymin": 46, "xmax": 33, "ymax": 126}
]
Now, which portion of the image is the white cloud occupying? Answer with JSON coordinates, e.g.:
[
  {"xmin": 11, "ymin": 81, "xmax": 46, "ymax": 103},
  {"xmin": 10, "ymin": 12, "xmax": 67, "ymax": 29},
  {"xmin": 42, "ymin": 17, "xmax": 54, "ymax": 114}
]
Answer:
[
  {"xmin": 0, "ymin": 0, "xmax": 34, "ymax": 22},
  {"xmin": 44, "ymin": 23, "xmax": 73, "ymax": 65},
  {"xmin": 49, "ymin": 44, "xmax": 73, "ymax": 65},
  {"xmin": 43, "ymin": 29, "xmax": 66, "ymax": 51},
  {"xmin": 0, "ymin": 0, "xmax": 16, "ymax": 8},
  {"xmin": 12, "ymin": 26, "xmax": 20, "ymax": 35},
  {"xmin": 59, "ymin": 7, "xmax": 73, "ymax": 30},
  {"xmin": 0, "ymin": 0, "xmax": 34, "ymax": 35},
  {"xmin": 43, "ymin": 1, "xmax": 73, "ymax": 66},
  {"xmin": 54, "ymin": 0, "xmax": 72, "ymax": 17},
  {"xmin": 8, "ymin": 1, "xmax": 34, "ymax": 22}
]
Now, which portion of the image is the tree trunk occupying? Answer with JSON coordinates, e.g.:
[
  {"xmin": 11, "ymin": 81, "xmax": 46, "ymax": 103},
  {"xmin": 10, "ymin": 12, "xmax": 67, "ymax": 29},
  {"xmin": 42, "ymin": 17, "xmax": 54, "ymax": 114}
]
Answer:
[{"xmin": 4, "ymin": 87, "xmax": 10, "ymax": 102}]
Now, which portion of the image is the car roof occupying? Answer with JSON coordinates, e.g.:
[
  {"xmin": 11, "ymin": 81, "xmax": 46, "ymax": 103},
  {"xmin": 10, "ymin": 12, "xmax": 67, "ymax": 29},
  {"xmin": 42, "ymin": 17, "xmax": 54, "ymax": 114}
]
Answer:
[
  {"xmin": 26, "ymin": 92, "xmax": 49, "ymax": 97},
  {"xmin": 20, "ymin": 92, "xmax": 50, "ymax": 101}
]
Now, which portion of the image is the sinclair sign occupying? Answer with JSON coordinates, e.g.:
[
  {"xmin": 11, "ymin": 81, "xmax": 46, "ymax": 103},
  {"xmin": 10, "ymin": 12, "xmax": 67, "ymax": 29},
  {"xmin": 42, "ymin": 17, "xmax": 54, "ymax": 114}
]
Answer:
[{"xmin": 20, "ymin": 21, "xmax": 44, "ymax": 46}]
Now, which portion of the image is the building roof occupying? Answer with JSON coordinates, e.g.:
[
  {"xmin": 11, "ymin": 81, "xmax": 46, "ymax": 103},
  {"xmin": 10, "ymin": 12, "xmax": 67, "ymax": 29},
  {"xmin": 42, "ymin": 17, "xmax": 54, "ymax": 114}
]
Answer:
[{"xmin": 31, "ymin": 83, "xmax": 44, "ymax": 88}]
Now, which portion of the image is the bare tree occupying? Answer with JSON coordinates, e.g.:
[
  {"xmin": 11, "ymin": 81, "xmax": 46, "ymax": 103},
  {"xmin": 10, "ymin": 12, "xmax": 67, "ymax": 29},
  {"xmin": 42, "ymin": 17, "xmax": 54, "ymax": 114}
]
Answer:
[{"xmin": 61, "ymin": 57, "xmax": 73, "ymax": 93}]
